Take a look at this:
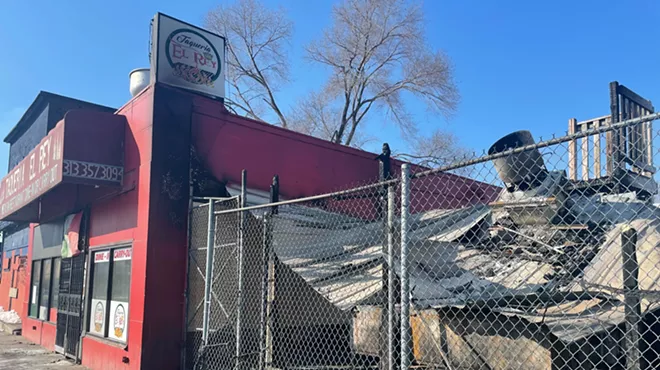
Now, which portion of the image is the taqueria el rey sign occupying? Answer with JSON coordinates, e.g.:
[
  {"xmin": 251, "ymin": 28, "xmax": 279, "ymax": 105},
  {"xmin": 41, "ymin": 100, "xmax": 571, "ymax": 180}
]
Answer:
[
  {"xmin": 0, "ymin": 111, "xmax": 126, "ymax": 221},
  {"xmin": 151, "ymin": 13, "xmax": 226, "ymax": 100}
]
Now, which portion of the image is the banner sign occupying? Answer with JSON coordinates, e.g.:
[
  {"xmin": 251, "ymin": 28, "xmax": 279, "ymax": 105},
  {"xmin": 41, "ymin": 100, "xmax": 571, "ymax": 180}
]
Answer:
[
  {"xmin": 0, "ymin": 124, "xmax": 64, "ymax": 219},
  {"xmin": 151, "ymin": 13, "xmax": 226, "ymax": 99},
  {"xmin": 0, "ymin": 111, "xmax": 126, "ymax": 221}
]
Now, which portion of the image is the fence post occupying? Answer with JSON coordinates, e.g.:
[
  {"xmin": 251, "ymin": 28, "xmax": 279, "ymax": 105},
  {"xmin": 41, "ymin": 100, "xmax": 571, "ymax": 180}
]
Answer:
[
  {"xmin": 400, "ymin": 164, "xmax": 411, "ymax": 370},
  {"xmin": 259, "ymin": 211, "xmax": 270, "ymax": 370},
  {"xmin": 377, "ymin": 143, "xmax": 394, "ymax": 370},
  {"xmin": 182, "ymin": 181, "xmax": 195, "ymax": 370},
  {"xmin": 609, "ymin": 81, "xmax": 622, "ymax": 177},
  {"xmin": 568, "ymin": 118, "xmax": 578, "ymax": 180},
  {"xmin": 202, "ymin": 199, "xmax": 216, "ymax": 347},
  {"xmin": 387, "ymin": 182, "xmax": 397, "ymax": 370},
  {"xmin": 236, "ymin": 170, "xmax": 247, "ymax": 370},
  {"xmin": 621, "ymin": 227, "xmax": 641, "ymax": 370},
  {"xmin": 260, "ymin": 175, "xmax": 279, "ymax": 370}
]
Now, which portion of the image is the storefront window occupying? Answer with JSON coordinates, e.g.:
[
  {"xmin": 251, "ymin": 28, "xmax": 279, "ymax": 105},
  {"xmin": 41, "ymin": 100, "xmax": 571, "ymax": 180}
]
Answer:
[
  {"xmin": 29, "ymin": 260, "xmax": 42, "ymax": 317},
  {"xmin": 28, "ymin": 257, "xmax": 62, "ymax": 321},
  {"xmin": 39, "ymin": 259, "xmax": 52, "ymax": 320},
  {"xmin": 89, "ymin": 250, "xmax": 110, "ymax": 337},
  {"xmin": 88, "ymin": 246, "xmax": 131, "ymax": 343}
]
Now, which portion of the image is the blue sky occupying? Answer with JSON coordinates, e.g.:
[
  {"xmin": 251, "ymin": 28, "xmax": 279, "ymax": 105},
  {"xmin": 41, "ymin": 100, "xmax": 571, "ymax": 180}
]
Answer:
[{"xmin": 0, "ymin": 0, "xmax": 658, "ymax": 176}]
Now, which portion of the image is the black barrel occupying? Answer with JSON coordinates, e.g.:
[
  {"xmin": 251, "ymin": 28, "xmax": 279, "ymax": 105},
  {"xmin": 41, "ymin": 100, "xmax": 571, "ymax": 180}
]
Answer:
[{"xmin": 488, "ymin": 130, "xmax": 547, "ymax": 191}]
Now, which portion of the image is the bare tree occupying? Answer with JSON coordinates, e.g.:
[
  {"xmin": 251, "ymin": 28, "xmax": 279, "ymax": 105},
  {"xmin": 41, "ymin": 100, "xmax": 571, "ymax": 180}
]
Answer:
[
  {"xmin": 395, "ymin": 129, "xmax": 473, "ymax": 173},
  {"xmin": 206, "ymin": 0, "xmax": 292, "ymax": 127},
  {"xmin": 303, "ymin": 0, "xmax": 459, "ymax": 146},
  {"xmin": 289, "ymin": 91, "xmax": 338, "ymax": 140},
  {"xmin": 289, "ymin": 91, "xmax": 377, "ymax": 148}
]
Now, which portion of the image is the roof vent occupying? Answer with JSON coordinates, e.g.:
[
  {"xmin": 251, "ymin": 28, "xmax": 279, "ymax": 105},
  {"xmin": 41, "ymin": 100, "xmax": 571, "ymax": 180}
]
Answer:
[
  {"xmin": 129, "ymin": 68, "xmax": 150, "ymax": 97},
  {"xmin": 488, "ymin": 130, "xmax": 548, "ymax": 192}
]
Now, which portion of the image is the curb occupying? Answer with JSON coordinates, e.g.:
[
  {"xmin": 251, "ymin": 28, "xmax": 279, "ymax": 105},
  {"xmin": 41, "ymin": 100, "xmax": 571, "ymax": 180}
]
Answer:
[{"xmin": 0, "ymin": 321, "xmax": 21, "ymax": 335}]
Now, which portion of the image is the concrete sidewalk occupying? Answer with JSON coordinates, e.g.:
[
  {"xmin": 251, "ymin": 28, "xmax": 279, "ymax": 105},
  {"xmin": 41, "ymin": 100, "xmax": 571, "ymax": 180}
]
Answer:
[{"xmin": 0, "ymin": 331, "xmax": 85, "ymax": 370}]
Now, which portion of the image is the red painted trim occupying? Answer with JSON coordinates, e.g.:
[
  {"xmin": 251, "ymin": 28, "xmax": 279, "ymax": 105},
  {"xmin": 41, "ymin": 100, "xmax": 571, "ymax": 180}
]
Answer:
[{"xmin": 89, "ymin": 229, "xmax": 135, "ymax": 248}]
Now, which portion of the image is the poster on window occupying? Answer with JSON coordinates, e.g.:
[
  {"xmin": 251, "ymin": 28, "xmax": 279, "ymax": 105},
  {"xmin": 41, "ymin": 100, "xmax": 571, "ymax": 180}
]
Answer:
[
  {"xmin": 109, "ymin": 301, "xmax": 128, "ymax": 342},
  {"xmin": 109, "ymin": 247, "xmax": 131, "ymax": 342},
  {"xmin": 94, "ymin": 250, "xmax": 110, "ymax": 263},
  {"xmin": 89, "ymin": 299, "xmax": 106, "ymax": 336},
  {"xmin": 90, "ymin": 251, "xmax": 109, "ymax": 336}
]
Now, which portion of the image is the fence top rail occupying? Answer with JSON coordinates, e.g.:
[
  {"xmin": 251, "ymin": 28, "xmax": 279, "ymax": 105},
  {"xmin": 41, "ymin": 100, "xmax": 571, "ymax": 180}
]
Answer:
[
  {"xmin": 193, "ymin": 196, "xmax": 240, "ymax": 201},
  {"xmin": 193, "ymin": 196, "xmax": 240, "ymax": 210},
  {"xmin": 212, "ymin": 112, "xmax": 660, "ymax": 217},
  {"xmin": 213, "ymin": 179, "xmax": 398, "ymax": 216},
  {"xmin": 411, "ymin": 112, "xmax": 659, "ymax": 180},
  {"xmin": 576, "ymin": 115, "xmax": 611, "ymax": 126}
]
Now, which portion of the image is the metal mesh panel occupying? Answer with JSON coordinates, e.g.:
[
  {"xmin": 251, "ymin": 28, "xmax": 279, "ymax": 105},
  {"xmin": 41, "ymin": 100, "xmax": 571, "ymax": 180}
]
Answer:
[
  {"xmin": 186, "ymin": 111, "xmax": 660, "ymax": 370},
  {"xmin": 187, "ymin": 197, "xmax": 241, "ymax": 369}
]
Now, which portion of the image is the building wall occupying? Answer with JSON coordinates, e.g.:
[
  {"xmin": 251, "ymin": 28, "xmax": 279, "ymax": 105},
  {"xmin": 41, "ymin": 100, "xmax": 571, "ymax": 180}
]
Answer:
[
  {"xmin": 4, "ymin": 92, "xmax": 118, "ymax": 356},
  {"xmin": 3, "ymin": 227, "xmax": 29, "ymax": 259},
  {"xmin": 79, "ymin": 83, "xmax": 190, "ymax": 370},
  {"xmin": 138, "ymin": 85, "xmax": 192, "ymax": 369},
  {"xmin": 0, "ymin": 253, "xmax": 27, "ymax": 315},
  {"xmin": 0, "ymin": 226, "xmax": 29, "ymax": 314},
  {"xmin": 14, "ymin": 85, "xmax": 186, "ymax": 370},
  {"xmin": 79, "ymin": 86, "xmax": 154, "ymax": 370},
  {"xmin": 6, "ymin": 93, "xmax": 115, "ymax": 172},
  {"xmin": 15, "ymin": 87, "xmax": 151, "ymax": 369},
  {"xmin": 11, "ymin": 83, "xmax": 499, "ymax": 370},
  {"xmin": 190, "ymin": 92, "xmax": 499, "ymax": 216},
  {"xmin": 8, "ymin": 106, "xmax": 49, "ymax": 171},
  {"xmin": 21, "ymin": 224, "xmax": 56, "ymax": 348}
]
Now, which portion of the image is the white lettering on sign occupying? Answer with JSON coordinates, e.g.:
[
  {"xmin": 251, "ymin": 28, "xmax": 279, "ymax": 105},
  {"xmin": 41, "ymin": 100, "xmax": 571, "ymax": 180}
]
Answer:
[
  {"xmin": 39, "ymin": 136, "xmax": 51, "ymax": 171},
  {"xmin": 113, "ymin": 248, "xmax": 132, "ymax": 261},
  {"xmin": 0, "ymin": 125, "xmax": 64, "ymax": 218},
  {"xmin": 29, "ymin": 154, "xmax": 36, "ymax": 181},
  {"xmin": 94, "ymin": 251, "xmax": 110, "ymax": 263},
  {"xmin": 62, "ymin": 160, "xmax": 123, "ymax": 184}
]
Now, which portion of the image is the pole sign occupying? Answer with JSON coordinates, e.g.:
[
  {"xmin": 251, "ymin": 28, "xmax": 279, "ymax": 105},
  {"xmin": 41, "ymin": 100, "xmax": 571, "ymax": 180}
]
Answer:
[{"xmin": 151, "ymin": 13, "xmax": 226, "ymax": 100}]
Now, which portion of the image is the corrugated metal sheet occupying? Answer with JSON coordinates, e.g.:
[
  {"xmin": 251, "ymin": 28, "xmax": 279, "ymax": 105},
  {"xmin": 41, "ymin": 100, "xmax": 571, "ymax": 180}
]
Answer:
[
  {"xmin": 271, "ymin": 204, "xmax": 495, "ymax": 311},
  {"xmin": 272, "ymin": 205, "xmax": 384, "ymax": 311},
  {"xmin": 271, "ymin": 196, "xmax": 660, "ymax": 342}
]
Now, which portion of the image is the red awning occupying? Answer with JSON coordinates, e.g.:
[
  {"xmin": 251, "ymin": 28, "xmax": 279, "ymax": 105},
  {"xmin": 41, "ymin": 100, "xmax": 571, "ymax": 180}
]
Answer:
[{"xmin": 0, "ymin": 110, "xmax": 126, "ymax": 222}]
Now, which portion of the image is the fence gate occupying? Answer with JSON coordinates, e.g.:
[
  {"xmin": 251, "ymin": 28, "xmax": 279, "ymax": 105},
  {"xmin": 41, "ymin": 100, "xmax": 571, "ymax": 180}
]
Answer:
[{"xmin": 185, "ymin": 197, "xmax": 241, "ymax": 370}]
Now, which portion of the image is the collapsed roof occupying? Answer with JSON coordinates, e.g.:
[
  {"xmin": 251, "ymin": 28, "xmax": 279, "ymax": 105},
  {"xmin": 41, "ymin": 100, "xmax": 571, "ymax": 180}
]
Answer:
[{"xmin": 269, "ymin": 172, "xmax": 660, "ymax": 343}]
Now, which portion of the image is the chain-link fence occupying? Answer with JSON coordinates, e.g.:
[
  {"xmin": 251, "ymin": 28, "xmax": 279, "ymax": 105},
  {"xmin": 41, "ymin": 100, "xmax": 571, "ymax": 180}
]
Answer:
[{"xmin": 185, "ymin": 110, "xmax": 660, "ymax": 370}]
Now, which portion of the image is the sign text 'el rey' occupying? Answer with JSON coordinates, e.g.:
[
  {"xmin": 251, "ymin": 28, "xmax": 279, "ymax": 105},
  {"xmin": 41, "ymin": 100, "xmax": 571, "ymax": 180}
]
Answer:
[
  {"xmin": 169, "ymin": 33, "xmax": 219, "ymax": 77},
  {"xmin": 166, "ymin": 29, "xmax": 221, "ymax": 87},
  {"xmin": 153, "ymin": 13, "xmax": 225, "ymax": 99},
  {"xmin": 0, "ymin": 124, "xmax": 64, "ymax": 216}
]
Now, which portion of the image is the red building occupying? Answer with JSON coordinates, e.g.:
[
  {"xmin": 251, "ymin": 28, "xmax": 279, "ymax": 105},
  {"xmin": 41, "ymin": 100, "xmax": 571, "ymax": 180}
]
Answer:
[
  {"xmin": 0, "ymin": 83, "xmax": 500, "ymax": 369},
  {"xmin": 0, "ymin": 13, "xmax": 501, "ymax": 370},
  {"xmin": 0, "ymin": 92, "xmax": 115, "ymax": 320}
]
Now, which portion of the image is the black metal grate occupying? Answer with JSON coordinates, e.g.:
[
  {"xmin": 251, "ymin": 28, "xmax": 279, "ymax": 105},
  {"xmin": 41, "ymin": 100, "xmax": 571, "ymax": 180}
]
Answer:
[
  {"xmin": 54, "ymin": 253, "xmax": 85, "ymax": 358},
  {"xmin": 55, "ymin": 258, "xmax": 72, "ymax": 349}
]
